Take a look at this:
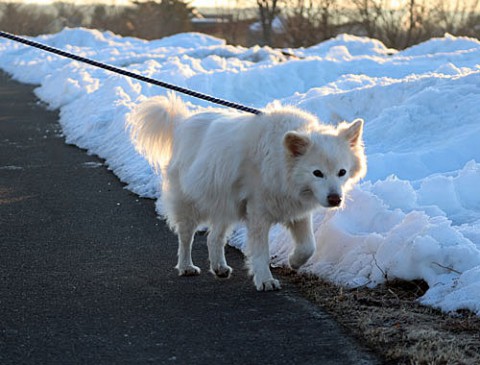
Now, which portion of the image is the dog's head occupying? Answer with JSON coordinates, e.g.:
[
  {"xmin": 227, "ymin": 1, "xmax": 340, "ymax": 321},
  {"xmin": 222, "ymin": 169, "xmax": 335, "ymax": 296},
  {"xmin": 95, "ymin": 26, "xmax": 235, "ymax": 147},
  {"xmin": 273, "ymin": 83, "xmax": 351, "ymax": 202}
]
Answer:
[{"xmin": 284, "ymin": 119, "xmax": 367, "ymax": 208}]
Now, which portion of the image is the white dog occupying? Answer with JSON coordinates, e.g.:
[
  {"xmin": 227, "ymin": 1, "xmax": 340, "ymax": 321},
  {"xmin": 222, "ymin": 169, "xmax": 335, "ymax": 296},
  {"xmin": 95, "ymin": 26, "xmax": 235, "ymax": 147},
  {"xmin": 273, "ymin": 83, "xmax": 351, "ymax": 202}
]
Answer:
[{"xmin": 127, "ymin": 94, "xmax": 366, "ymax": 291}]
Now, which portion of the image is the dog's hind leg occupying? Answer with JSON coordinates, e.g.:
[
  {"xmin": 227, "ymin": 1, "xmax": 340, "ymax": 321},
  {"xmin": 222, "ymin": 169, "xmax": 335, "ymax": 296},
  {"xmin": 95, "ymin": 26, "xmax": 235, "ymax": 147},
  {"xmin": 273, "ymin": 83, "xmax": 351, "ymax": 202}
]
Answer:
[
  {"xmin": 207, "ymin": 225, "xmax": 232, "ymax": 278},
  {"xmin": 246, "ymin": 217, "xmax": 281, "ymax": 291},
  {"xmin": 175, "ymin": 219, "xmax": 201, "ymax": 276},
  {"xmin": 287, "ymin": 215, "xmax": 316, "ymax": 270},
  {"xmin": 164, "ymin": 180, "xmax": 201, "ymax": 276}
]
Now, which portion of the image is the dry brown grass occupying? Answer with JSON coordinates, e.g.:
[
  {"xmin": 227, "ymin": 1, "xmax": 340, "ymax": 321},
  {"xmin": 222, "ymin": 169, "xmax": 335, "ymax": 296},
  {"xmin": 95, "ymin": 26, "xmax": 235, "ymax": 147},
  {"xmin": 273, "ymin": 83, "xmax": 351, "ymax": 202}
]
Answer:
[{"xmin": 277, "ymin": 268, "xmax": 480, "ymax": 365}]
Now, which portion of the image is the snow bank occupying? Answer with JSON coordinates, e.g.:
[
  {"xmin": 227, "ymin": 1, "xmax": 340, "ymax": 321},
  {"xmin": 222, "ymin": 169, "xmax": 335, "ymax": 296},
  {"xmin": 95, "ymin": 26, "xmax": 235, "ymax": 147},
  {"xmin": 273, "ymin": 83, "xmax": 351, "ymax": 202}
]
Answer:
[{"xmin": 1, "ymin": 28, "xmax": 480, "ymax": 314}]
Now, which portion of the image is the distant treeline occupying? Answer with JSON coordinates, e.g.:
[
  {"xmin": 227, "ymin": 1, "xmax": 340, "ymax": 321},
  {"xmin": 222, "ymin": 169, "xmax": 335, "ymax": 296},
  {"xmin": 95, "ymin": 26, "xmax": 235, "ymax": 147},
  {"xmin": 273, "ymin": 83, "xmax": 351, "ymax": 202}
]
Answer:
[
  {"xmin": 1, "ymin": 0, "xmax": 479, "ymax": 49},
  {"xmin": 0, "ymin": 1, "xmax": 193, "ymax": 41}
]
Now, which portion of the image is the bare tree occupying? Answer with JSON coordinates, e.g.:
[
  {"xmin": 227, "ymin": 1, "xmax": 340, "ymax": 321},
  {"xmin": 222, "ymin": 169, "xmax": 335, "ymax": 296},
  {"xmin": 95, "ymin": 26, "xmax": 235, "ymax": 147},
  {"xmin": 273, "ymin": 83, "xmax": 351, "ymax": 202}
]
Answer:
[
  {"xmin": 0, "ymin": 3, "xmax": 56, "ymax": 35},
  {"xmin": 54, "ymin": 2, "xmax": 90, "ymax": 28},
  {"xmin": 351, "ymin": 0, "xmax": 382, "ymax": 38},
  {"xmin": 280, "ymin": 0, "xmax": 339, "ymax": 47},
  {"xmin": 377, "ymin": 0, "xmax": 407, "ymax": 47},
  {"xmin": 350, "ymin": 0, "xmax": 434, "ymax": 49},
  {"xmin": 210, "ymin": 0, "xmax": 253, "ymax": 45},
  {"xmin": 318, "ymin": 0, "xmax": 338, "ymax": 39},
  {"xmin": 257, "ymin": 0, "xmax": 281, "ymax": 45},
  {"xmin": 90, "ymin": 5, "xmax": 132, "ymax": 36},
  {"xmin": 431, "ymin": 0, "xmax": 480, "ymax": 36},
  {"xmin": 128, "ymin": 0, "xmax": 194, "ymax": 40},
  {"xmin": 404, "ymin": 0, "xmax": 433, "ymax": 46}
]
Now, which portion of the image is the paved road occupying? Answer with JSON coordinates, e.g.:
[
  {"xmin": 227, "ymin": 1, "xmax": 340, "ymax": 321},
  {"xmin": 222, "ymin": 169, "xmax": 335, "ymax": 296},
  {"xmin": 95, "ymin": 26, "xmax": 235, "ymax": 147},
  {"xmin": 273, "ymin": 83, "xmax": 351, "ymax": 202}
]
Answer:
[{"xmin": 0, "ymin": 71, "xmax": 380, "ymax": 364}]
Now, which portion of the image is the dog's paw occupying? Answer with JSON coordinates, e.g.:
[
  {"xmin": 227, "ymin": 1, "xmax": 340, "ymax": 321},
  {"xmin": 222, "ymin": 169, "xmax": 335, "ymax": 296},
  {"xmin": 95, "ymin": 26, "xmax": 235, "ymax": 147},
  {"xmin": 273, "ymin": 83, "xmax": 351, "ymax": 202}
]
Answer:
[
  {"xmin": 255, "ymin": 278, "xmax": 281, "ymax": 291},
  {"xmin": 177, "ymin": 265, "xmax": 201, "ymax": 276},
  {"xmin": 211, "ymin": 264, "xmax": 233, "ymax": 279},
  {"xmin": 288, "ymin": 254, "xmax": 307, "ymax": 270},
  {"xmin": 288, "ymin": 248, "xmax": 314, "ymax": 270}
]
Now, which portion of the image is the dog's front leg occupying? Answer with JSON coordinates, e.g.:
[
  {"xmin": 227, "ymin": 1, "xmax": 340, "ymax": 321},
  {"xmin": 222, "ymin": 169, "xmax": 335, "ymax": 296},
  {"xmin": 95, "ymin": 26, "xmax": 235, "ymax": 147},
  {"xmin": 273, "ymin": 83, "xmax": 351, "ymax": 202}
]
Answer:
[
  {"xmin": 287, "ymin": 215, "xmax": 316, "ymax": 270},
  {"xmin": 246, "ymin": 218, "xmax": 281, "ymax": 291}
]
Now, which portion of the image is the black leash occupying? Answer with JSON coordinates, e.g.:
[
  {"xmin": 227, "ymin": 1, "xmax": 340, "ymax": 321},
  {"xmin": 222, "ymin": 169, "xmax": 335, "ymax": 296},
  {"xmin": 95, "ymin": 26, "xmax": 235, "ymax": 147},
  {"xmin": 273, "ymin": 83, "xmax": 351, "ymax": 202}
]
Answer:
[{"xmin": 0, "ymin": 30, "xmax": 263, "ymax": 115}]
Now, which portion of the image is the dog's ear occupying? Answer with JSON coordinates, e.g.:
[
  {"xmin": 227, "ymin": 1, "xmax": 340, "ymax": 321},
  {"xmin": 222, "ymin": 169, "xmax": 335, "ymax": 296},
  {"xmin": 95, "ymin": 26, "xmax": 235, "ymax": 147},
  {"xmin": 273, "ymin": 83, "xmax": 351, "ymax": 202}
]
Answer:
[
  {"xmin": 339, "ymin": 119, "xmax": 364, "ymax": 147},
  {"xmin": 284, "ymin": 131, "xmax": 311, "ymax": 157}
]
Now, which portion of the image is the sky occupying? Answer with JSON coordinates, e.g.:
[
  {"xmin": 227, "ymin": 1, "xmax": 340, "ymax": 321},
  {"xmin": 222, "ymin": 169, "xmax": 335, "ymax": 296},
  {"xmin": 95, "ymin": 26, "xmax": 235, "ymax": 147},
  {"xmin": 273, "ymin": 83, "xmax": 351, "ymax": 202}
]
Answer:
[
  {"xmin": 193, "ymin": 0, "xmax": 237, "ymax": 7},
  {"xmin": 9, "ymin": 0, "xmax": 239, "ymax": 6}
]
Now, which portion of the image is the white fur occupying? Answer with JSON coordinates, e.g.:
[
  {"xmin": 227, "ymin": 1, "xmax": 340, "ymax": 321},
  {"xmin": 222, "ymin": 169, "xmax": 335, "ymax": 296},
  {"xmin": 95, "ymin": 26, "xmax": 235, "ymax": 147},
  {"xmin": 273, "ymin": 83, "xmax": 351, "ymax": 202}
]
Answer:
[{"xmin": 127, "ymin": 94, "xmax": 367, "ymax": 291}]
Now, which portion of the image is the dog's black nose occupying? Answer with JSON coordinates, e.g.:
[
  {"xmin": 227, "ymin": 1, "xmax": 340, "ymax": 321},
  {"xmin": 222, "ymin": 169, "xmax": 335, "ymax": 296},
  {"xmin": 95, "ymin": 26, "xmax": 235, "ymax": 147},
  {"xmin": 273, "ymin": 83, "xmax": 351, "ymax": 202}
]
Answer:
[{"xmin": 327, "ymin": 194, "xmax": 342, "ymax": 207}]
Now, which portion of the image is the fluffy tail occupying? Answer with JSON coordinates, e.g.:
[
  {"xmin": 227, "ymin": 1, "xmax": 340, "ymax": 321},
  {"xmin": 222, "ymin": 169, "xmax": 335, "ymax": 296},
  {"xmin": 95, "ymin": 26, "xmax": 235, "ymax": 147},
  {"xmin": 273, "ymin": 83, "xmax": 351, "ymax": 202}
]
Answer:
[{"xmin": 127, "ymin": 93, "xmax": 189, "ymax": 172}]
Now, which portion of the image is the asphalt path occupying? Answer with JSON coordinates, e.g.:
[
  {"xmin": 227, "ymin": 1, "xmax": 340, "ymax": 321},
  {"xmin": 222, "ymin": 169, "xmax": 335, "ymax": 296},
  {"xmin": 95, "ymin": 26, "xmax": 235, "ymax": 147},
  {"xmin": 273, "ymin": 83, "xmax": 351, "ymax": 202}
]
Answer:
[{"xmin": 0, "ymin": 71, "xmax": 380, "ymax": 364}]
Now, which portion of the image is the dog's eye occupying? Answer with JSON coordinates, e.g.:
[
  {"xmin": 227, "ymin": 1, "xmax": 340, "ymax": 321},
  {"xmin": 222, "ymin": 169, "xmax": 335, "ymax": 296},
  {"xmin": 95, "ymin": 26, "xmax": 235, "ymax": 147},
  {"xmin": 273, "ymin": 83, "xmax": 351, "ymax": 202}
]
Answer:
[
  {"xmin": 338, "ymin": 169, "xmax": 347, "ymax": 177},
  {"xmin": 313, "ymin": 170, "xmax": 324, "ymax": 178}
]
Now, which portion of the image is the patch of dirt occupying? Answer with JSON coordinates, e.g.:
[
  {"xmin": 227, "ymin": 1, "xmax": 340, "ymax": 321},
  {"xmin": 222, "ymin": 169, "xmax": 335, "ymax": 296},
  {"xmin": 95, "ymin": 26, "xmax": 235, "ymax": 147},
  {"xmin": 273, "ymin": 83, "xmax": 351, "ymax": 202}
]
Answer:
[{"xmin": 277, "ymin": 268, "xmax": 480, "ymax": 365}]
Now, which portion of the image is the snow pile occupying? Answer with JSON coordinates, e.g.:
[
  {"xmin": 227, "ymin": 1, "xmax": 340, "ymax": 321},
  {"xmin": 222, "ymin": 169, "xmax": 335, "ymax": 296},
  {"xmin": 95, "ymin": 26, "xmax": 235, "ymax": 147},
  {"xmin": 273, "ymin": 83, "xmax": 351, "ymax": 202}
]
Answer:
[{"xmin": 1, "ymin": 28, "xmax": 480, "ymax": 314}]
